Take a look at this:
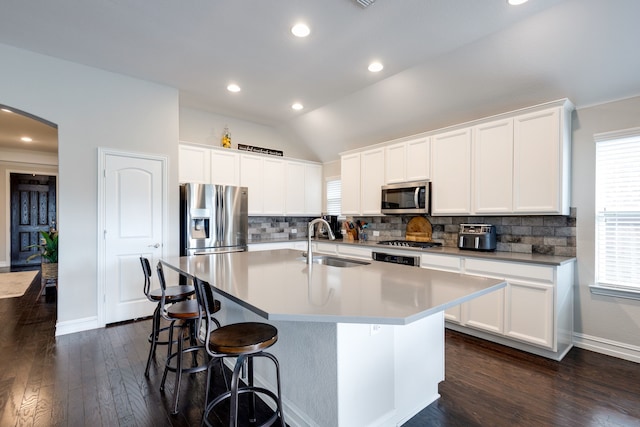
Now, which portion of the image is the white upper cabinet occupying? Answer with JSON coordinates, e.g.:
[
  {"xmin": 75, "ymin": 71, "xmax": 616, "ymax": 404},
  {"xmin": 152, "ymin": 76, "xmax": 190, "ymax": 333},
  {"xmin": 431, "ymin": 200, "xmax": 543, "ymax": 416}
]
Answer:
[
  {"xmin": 385, "ymin": 137, "xmax": 430, "ymax": 184},
  {"xmin": 473, "ymin": 118, "xmax": 514, "ymax": 214},
  {"xmin": 179, "ymin": 144, "xmax": 211, "ymax": 184},
  {"xmin": 431, "ymin": 128, "xmax": 472, "ymax": 215},
  {"xmin": 513, "ymin": 105, "xmax": 571, "ymax": 215},
  {"xmin": 360, "ymin": 148, "xmax": 385, "ymax": 215},
  {"xmin": 341, "ymin": 153, "xmax": 361, "ymax": 215},
  {"xmin": 239, "ymin": 153, "xmax": 265, "ymax": 215},
  {"xmin": 262, "ymin": 157, "xmax": 286, "ymax": 215},
  {"xmin": 211, "ymin": 148, "xmax": 240, "ymax": 186},
  {"xmin": 285, "ymin": 161, "xmax": 322, "ymax": 216},
  {"xmin": 304, "ymin": 163, "xmax": 323, "ymax": 216}
]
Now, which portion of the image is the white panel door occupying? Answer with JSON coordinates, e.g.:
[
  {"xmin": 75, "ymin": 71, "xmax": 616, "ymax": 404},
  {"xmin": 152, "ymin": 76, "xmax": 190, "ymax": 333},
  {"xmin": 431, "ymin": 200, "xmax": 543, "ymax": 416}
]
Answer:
[
  {"xmin": 406, "ymin": 137, "xmax": 430, "ymax": 181},
  {"xmin": 341, "ymin": 153, "xmax": 361, "ymax": 215},
  {"xmin": 360, "ymin": 148, "xmax": 385, "ymax": 215},
  {"xmin": 240, "ymin": 154, "xmax": 264, "ymax": 214},
  {"xmin": 262, "ymin": 157, "xmax": 285, "ymax": 215},
  {"xmin": 104, "ymin": 153, "xmax": 164, "ymax": 323},
  {"xmin": 179, "ymin": 144, "xmax": 210, "ymax": 184},
  {"xmin": 304, "ymin": 163, "xmax": 322, "ymax": 215}
]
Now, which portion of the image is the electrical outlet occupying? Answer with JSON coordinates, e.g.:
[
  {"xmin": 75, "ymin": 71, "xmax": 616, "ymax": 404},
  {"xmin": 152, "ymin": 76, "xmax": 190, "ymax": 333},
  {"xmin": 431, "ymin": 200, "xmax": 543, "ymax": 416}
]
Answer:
[
  {"xmin": 291, "ymin": 228, "xmax": 297, "ymax": 234},
  {"xmin": 370, "ymin": 324, "xmax": 381, "ymax": 335},
  {"xmin": 373, "ymin": 230, "xmax": 380, "ymax": 237}
]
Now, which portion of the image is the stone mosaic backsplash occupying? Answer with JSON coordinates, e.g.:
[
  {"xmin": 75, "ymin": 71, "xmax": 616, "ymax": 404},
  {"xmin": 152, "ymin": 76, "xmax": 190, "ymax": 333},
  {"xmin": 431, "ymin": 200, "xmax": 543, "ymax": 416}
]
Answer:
[
  {"xmin": 248, "ymin": 216, "xmax": 318, "ymax": 241},
  {"xmin": 248, "ymin": 209, "xmax": 576, "ymax": 257},
  {"xmin": 351, "ymin": 207, "xmax": 577, "ymax": 257}
]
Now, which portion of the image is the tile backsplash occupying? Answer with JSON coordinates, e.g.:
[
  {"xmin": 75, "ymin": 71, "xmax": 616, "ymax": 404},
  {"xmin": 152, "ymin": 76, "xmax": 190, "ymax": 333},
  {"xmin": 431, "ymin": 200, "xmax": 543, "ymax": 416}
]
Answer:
[
  {"xmin": 352, "ymin": 207, "xmax": 576, "ymax": 257},
  {"xmin": 248, "ymin": 208, "xmax": 576, "ymax": 257}
]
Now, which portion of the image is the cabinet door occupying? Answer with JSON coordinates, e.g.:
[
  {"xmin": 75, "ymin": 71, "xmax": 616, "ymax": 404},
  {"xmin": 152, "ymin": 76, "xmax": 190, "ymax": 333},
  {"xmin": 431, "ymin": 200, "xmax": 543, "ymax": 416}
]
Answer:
[
  {"xmin": 406, "ymin": 137, "xmax": 430, "ymax": 181},
  {"xmin": 421, "ymin": 254, "xmax": 462, "ymax": 323},
  {"xmin": 179, "ymin": 145, "xmax": 211, "ymax": 184},
  {"xmin": 341, "ymin": 153, "xmax": 361, "ymax": 215},
  {"xmin": 385, "ymin": 142, "xmax": 406, "ymax": 184},
  {"xmin": 304, "ymin": 163, "xmax": 322, "ymax": 215},
  {"xmin": 211, "ymin": 149, "xmax": 240, "ymax": 186},
  {"xmin": 464, "ymin": 287, "xmax": 505, "ymax": 334},
  {"xmin": 240, "ymin": 154, "xmax": 264, "ymax": 214},
  {"xmin": 262, "ymin": 157, "xmax": 285, "ymax": 215},
  {"xmin": 505, "ymin": 280, "xmax": 554, "ymax": 349},
  {"xmin": 473, "ymin": 119, "xmax": 513, "ymax": 214},
  {"xmin": 431, "ymin": 128, "xmax": 472, "ymax": 215},
  {"xmin": 285, "ymin": 161, "xmax": 306, "ymax": 215},
  {"xmin": 513, "ymin": 107, "xmax": 562, "ymax": 214},
  {"xmin": 360, "ymin": 148, "xmax": 385, "ymax": 215}
]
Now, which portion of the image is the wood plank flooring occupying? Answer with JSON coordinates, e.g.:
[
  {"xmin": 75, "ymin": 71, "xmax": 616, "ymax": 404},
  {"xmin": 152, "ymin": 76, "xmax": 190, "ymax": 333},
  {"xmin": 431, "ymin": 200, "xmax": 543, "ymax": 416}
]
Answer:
[{"xmin": 1, "ymin": 273, "xmax": 639, "ymax": 426}]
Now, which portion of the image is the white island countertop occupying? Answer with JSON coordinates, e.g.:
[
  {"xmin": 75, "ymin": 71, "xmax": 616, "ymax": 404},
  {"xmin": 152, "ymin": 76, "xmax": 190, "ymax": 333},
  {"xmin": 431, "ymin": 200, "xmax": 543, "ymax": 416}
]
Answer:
[{"xmin": 161, "ymin": 249, "xmax": 506, "ymax": 326}]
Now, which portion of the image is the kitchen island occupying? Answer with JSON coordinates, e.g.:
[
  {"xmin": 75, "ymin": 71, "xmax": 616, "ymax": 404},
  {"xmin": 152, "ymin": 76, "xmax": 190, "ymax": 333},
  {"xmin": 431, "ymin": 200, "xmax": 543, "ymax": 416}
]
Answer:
[{"xmin": 161, "ymin": 249, "xmax": 506, "ymax": 427}]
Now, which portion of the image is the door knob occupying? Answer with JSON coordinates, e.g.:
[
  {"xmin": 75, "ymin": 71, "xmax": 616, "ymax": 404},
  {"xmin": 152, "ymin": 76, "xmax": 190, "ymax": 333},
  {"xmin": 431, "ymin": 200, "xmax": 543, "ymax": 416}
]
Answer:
[{"xmin": 148, "ymin": 243, "xmax": 160, "ymax": 248}]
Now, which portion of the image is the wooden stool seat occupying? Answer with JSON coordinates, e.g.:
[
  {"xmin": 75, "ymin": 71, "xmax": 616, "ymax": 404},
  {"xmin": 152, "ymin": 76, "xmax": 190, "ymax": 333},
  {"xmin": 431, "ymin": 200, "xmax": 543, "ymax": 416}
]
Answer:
[
  {"xmin": 148, "ymin": 285, "xmax": 194, "ymax": 302},
  {"xmin": 209, "ymin": 322, "xmax": 278, "ymax": 354},
  {"xmin": 166, "ymin": 298, "xmax": 220, "ymax": 320}
]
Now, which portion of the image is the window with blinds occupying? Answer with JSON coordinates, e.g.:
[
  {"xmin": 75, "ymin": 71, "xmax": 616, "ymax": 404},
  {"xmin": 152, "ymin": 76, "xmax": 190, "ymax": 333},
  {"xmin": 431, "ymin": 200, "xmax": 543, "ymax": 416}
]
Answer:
[
  {"xmin": 326, "ymin": 179, "xmax": 342, "ymax": 217},
  {"xmin": 595, "ymin": 131, "xmax": 640, "ymax": 292}
]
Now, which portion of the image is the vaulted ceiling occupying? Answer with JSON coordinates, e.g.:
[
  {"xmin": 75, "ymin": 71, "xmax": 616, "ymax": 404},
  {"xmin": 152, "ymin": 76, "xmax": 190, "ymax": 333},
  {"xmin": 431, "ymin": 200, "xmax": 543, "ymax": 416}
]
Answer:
[{"xmin": 1, "ymin": 0, "xmax": 639, "ymax": 162}]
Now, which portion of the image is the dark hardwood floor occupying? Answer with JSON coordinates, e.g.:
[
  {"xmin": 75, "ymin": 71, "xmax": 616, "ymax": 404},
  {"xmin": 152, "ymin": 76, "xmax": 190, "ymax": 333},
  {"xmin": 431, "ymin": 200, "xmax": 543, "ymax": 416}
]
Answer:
[{"xmin": 1, "ymin": 274, "xmax": 639, "ymax": 426}]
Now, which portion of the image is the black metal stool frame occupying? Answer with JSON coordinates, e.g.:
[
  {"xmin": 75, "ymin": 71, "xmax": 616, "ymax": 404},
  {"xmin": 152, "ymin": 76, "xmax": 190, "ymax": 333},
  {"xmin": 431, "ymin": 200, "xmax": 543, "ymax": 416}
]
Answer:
[
  {"xmin": 193, "ymin": 277, "xmax": 286, "ymax": 427},
  {"xmin": 140, "ymin": 257, "xmax": 194, "ymax": 378}
]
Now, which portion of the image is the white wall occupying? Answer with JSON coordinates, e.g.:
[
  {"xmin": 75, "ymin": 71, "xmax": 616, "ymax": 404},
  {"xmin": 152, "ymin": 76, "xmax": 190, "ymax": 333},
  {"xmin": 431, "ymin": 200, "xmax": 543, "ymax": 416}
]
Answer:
[
  {"xmin": 572, "ymin": 95, "xmax": 640, "ymax": 351},
  {"xmin": 179, "ymin": 106, "xmax": 317, "ymax": 162},
  {"xmin": 0, "ymin": 43, "xmax": 180, "ymax": 327}
]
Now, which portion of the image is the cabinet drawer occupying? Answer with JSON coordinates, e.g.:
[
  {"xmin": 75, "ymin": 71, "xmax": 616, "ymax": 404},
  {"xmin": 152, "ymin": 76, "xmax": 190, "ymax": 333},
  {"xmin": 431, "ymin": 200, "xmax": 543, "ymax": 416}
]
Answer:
[
  {"xmin": 421, "ymin": 254, "xmax": 462, "ymax": 272},
  {"xmin": 315, "ymin": 242, "xmax": 338, "ymax": 255},
  {"xmin": 465, "ymin": 258, "xmax": 554, "ymax": 283},
  {"xmin": 338, "ymin": 245, "xmax": 372, "ymax": 260}
]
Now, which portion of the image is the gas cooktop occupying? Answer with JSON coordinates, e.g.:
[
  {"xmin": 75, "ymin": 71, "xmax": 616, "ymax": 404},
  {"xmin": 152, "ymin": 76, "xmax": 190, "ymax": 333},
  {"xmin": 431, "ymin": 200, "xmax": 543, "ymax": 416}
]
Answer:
[{"xmin": 377, "ymin": 240, "xmax": 442, "ymax": 249}]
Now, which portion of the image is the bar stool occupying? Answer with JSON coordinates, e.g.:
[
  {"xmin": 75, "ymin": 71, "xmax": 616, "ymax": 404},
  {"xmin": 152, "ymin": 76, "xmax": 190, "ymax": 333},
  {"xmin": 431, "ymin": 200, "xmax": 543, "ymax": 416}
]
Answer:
[
  {"xmin": 156, "ymin": 262, "xmax": 221, "ymax": 415},
  {"xmin": 140, "ymin": 257, "xmax": 195, "ymax": 377},
  {"xmin": 193, "ymin": 277, "xmax": 286, "ymax": 427}
]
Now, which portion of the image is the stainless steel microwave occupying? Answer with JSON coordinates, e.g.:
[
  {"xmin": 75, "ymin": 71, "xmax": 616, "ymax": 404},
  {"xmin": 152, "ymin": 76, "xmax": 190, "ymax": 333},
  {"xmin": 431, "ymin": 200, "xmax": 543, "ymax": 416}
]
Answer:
[{"xmin": 381, "ymin": 180, "xmax": 431, "ymax": 215}]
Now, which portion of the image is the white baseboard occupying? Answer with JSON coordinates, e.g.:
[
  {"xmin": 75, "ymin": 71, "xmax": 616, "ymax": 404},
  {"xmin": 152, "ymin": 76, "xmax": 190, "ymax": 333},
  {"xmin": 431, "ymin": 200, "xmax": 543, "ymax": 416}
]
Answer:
[
  {"xmin": 573, "ymin": 332, "xmax": 640, "ymax": 364},
  {"xmin": 0, "ymin": 261, "xmax": 9, "ymax": 268},
  {"xmin": 55, "ymin": 316, "xmax": 99, "ymax": 336}
]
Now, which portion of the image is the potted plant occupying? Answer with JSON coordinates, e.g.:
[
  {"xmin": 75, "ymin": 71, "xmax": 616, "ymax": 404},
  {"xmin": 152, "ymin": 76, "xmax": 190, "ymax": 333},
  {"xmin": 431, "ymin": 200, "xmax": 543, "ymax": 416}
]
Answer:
[{"xmin": 27, "ymin": 230, "xmax": 58, "ymax": 283}]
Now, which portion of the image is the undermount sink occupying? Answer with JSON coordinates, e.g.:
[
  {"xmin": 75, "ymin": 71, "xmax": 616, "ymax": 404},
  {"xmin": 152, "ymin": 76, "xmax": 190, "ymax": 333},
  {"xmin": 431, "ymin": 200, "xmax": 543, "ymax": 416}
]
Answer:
[{"xmin": 298, "ymin": 255, "xmax": 370, "ymax": 268}]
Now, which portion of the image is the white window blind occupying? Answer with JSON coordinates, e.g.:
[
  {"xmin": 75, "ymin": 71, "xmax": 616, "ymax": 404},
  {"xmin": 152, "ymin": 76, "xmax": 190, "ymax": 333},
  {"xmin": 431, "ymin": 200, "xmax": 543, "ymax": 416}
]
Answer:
[
  {"xmin": 326, "ymin": 179, "xmax": 341, "ymax": 216},
  {"xmin": 595, "ymin": 132, "xmax": 640, "ymax": 291}
]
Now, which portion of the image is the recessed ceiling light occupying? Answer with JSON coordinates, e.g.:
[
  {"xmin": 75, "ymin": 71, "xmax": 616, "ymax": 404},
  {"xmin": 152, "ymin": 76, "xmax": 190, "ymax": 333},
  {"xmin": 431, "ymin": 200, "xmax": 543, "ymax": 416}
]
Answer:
[
  {"xmin": 291, "ymin": 23, "xmax": 310, "ymax": 38},
  {"xmin": 291, "ymin": 103, "xmax": 304, "ymax": 111},
  {"xmin": 1, "ymin": 108, "xmax": 13, "ymax": 113},
  {"xmin": 227, "ymin": 83, "xmax": 241, "ymax": 93},
  {"xmin": 507, "ymin": 0, "xmax": 528, "ymax": 5},
  {"xmin": 368, "ymin": 62, "xmax": 384, "ymax": 72},
  {"xmin": 21, "ymin": 136, "xmax": 33, "ymax": 142}
]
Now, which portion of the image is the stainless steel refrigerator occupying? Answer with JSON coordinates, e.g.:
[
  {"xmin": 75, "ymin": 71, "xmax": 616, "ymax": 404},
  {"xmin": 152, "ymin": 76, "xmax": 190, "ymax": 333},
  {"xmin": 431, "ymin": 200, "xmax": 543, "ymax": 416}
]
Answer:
[{"xmin": 180, "ymin": 183, "xmax": 248, "ymax": 256}]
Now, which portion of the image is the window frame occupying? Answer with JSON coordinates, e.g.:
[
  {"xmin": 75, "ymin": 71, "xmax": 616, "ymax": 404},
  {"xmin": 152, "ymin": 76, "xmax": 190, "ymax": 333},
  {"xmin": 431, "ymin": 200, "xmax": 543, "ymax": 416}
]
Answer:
[
  {"xmin": 325, "ymin": 176, "xmax": 342, "ymax": 218},
  {"xmin": 592, "ymin": 126, "xmax": 640, "ymax": 301}
]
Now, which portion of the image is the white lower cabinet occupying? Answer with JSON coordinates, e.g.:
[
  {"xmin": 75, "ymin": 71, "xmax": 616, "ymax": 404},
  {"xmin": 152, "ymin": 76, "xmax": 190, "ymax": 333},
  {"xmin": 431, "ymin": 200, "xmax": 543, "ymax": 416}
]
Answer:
[{"xmin": 423, "ymin": 253, "xmax": 574, "ymax": 360}]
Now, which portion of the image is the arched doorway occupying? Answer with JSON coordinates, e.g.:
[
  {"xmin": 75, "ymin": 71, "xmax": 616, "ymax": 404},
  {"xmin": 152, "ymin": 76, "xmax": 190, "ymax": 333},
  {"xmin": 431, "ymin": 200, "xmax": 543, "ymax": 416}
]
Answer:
[{"xmin": 0, "ymin": 104, "xmax": 58, "ymax": 300}]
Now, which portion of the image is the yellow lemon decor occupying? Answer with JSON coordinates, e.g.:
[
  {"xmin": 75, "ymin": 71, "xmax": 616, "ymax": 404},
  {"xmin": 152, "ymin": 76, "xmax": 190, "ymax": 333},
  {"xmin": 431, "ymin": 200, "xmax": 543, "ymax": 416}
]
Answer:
[{"xmin": 222, "ymin": 126, "xmax": 231, "ymax": 148}]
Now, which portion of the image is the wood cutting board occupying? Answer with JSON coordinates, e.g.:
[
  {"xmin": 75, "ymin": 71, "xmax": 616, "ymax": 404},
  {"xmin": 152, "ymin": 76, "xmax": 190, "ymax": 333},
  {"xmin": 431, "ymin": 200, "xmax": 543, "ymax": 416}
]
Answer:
[{"xmin": 406, "ymin": 216, "xmax": 433, "ymax": 242}]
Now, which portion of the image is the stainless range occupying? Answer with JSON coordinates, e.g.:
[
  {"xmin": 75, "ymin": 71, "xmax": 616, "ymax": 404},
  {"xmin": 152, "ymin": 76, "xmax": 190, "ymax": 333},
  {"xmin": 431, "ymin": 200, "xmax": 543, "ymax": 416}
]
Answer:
[
  {"xmin": 377, "ymin": 240, "xmax": 442, "ymax": 249},
  {"xmin": 372, "ymin": 240, "xmax": 442, "ymax": 267}
]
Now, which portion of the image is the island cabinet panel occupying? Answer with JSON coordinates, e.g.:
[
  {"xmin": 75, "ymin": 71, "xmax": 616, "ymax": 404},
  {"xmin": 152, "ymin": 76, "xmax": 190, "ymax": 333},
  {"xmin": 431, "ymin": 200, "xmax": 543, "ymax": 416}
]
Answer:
[
  {"xmin": 340, "ymin": 153, "xmax": 361, "ymax": 215},
  {"xmin": 431, "ymin": 128, "xmax": 472, "ymax": 215},
  {"xmin": 473, "ymin": 118, "xmax": 514, "ymax": 214},
  {"xmin": 179, "ymin": 144, "xmax": 211, "ymax": 183},
  {"xmin": 210, "ymin": 149, "xmax": 240, "ymax": 186}
]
